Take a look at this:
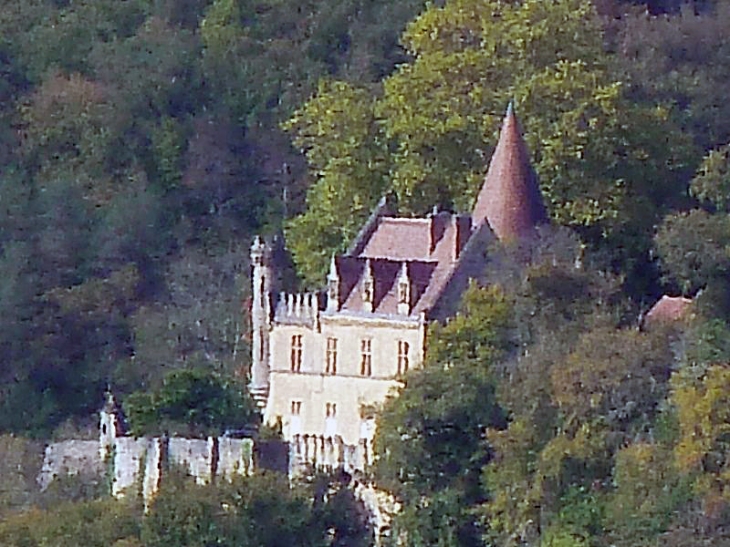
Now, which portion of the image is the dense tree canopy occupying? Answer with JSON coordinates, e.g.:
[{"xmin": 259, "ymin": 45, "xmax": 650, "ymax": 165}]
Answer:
[
  {"xmin": 0, "ymin": 0, "xmax": 429, "ymax": 435},
  {"xmin": 0, "ymin": 471, "xmax": 373, "ymax": 547},
  {"xmin": 4, "ymin": 0, "xmax": 730, "ymax": 544},
  {"xmin": 285, "ymin": 0, "xmax": 697, "ymax": 288},
  {"xmin": 123, "ymin": 369, "xmax": 256, "ymax": 437}
]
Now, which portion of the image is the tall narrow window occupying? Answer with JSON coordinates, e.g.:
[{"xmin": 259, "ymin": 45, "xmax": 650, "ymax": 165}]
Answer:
[
  {"xmin": 398, "ymin": 280, "xmax": 408, "ymax": 304},
  {"xmin": 290, "ymin": 334, "xmax": 303, "ymax": 372},
  {"xmin": 397, "ymin": 340, "xmax": 410, "ymax": 375},
  {"xmin": 326, "ymin": 337, "xmax": 338, "ymax": 374},
  {"xmin": 363, "ymin": 280, "xmax": 373, "ymax": 304},
  {"xmin": 291, "ymin": 401, "xmax": 302, "ymax": 415},
  {"xmin": 360, "ymin": 339, "xmax": 372, "ymax": 376},
  {"xmin": 326, "ymin": 402, "xmax": 337, "ymax": 418}
]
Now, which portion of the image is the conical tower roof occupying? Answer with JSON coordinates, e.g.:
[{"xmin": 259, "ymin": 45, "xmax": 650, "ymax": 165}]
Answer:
[{"xmin": 472, "ymin": 103, "xmax": 547, "ymax": 241}]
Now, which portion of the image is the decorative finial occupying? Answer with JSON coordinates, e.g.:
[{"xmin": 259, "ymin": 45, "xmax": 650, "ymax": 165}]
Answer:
[
  {"xmin": 327, "ymin": 254, "xmax": 338, "ymax": 280},
  {"xmin": 506, "ymin": 100, "xmax": 514, "ymax": 117},
  {"xmin": 397, "ymin": 261, "xmax": 411, "ymax": 313},
  {"xmin": 398, "ymin": 261, "xmax": 408, "ymax": 280}
]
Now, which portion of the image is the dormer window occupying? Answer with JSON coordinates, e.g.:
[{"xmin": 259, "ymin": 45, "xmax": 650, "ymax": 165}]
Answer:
[
  {"xmin": 363, "ymin": 280, "xmax": 373, "ymax": 303},
  {"xmin": 398, "ymin": 281, "xmax": 408, "ymax": 304},
  {"xmin": 362, "ymin": 259, "xmax": 374, "ymax": 312}
]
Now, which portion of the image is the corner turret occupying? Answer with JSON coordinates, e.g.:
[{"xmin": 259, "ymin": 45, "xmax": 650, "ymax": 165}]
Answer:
[
  {"xmin": 472, "ymin": 102, "xmax": 547, "ymax": 241},
  {"xmin": 250, "ymin": 236, "xmax": 272, "ymax": 409}
]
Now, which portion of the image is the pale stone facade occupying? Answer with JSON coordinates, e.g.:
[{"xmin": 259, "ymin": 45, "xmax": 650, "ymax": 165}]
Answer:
[
  {"xmin": 267, "ymin": 310, "xmax": 425, "ymax": 447},
  {"xmin": 251, "ymin": 105, "xmax": 548, "ymax": 465}
]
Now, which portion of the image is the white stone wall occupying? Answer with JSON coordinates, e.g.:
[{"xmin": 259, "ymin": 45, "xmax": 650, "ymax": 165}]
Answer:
[
  {"xmin": 218, "ymin": 437, "xmax": 254, "ymax": 478},
  {"xmin": 41, "ymin": 435, "xmax": 263, "ymax": 505},
  {"xmin": 142, "ymin": 438, "xmax": 162, "ymax": 504},
  {"xmin": 113, "ymin": 437, "xmax": 149, "ymax": 497},
  {"xmin": 168, "ymin": 438, "xmax": 213, "ymax": 485},
  {"xmin": 37, "ymin": 440, "xmax": 102, "ymax": 490},
  {"xmin": 266, "ymin": 313, "xmax": 425, "ymax": 446}
]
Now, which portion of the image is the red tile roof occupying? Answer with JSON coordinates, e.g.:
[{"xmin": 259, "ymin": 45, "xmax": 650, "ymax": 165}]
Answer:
[
  {"xmin": 644, "ymin": 295, "xmax": 693, "ymax": 326},
  {"xmin": 361, "ymin": 218, "xmax": 432, "ymax": 260},
  {"xmin": 472, "ymin": 103, "xmax": 547, "ymax": 241},
  {"xmin": 330, "ymin": 105, "xmax": 546, "ymax": 318}
]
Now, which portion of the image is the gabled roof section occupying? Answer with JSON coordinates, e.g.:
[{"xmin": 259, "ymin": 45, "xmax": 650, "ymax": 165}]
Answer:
[{"xmin": 472, "ymin": 103, "xmax": 547, "ymax": 241}]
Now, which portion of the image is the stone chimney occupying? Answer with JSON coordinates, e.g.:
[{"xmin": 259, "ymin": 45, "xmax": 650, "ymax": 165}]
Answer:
[
  {"xmin": 453, "ymin": 215, "xmax": 472, "ymax": 260},
  {"xmin": 428, "ymin": 208, "xmax": 448, "ymax": 254}
]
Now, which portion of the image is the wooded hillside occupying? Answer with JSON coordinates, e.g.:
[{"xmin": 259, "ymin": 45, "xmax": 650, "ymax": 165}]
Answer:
[{"xmin": 3, "ymin": 0, "xmax": 730, "ymax": 544}]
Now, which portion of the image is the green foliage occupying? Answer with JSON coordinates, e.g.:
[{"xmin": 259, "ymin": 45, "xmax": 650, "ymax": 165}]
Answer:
[
  {"xmin": 605, "ymin": 442, "xmax": 692, "ymax": 546},
  {"xmin": 551, "ymin": 327, "xmax": 673, "ymax": 449},
  {"xmin": 0, "ymin": 0, "xmax": 427, "ymax": 434},
  {"xmin": 374, "ymin": 285, "xmax": 511, "ymax": 546},
  {"xmin": 143, "ymin": 471, "xmax": 372, "ymax": 547},
  {"xmin": 123, "ymin": 369, "xmax": 256, "ymax": 437},
  {"xmin": 691, "ymin": 143, "xmax": 730, "ymax": 212},
  {"xmin": 615, "ymin": 2, "xmax": 730, "ymax": 151},
  {"xmin": 682, "ymin": 318, "xmax": 730, "ymax": 374},
  {"xmin": 0, "ymin": 498, "xmax": 141, "ymax": 547},
  {"xmin": 0, "ymin": 436, "xmax": 43, "ymax": 518},
  {"xmin": 655, "ymin": 209, "xmax": 730, "ymax": 295},
  {"xmin": 4, "ymin": 0, "xmax": 730, "ymax": 543},
  {"xmin": 285, "ymin": 0, "xmax": 696, "ymax": 286},
  {"xmin": 283, "ymin": 81, "xmax": 391, "ymax": 285}
]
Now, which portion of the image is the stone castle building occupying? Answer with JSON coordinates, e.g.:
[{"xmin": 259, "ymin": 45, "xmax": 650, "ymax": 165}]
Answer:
[{"xmin": 249, "ymin": 104, "xmax": 548, "ymax": 467}]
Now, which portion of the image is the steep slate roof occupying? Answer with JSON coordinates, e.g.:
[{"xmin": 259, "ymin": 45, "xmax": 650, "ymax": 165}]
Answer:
[
  {"xmin": 339, "ymin": 211, "xmax": 462, "ymax": 316},
  {"xmin": 472, "ymin": 103, "xmax": 547, "ymax": 241},
  {"xmin": 338, "ymin": 257, "xmax": 437, "ymax": 315}
]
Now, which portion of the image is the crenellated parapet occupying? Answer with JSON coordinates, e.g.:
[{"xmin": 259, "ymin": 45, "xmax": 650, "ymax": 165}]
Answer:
[{"xmin": 274, "ymin": 292, "xmax": 320, "ymax": 327}]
